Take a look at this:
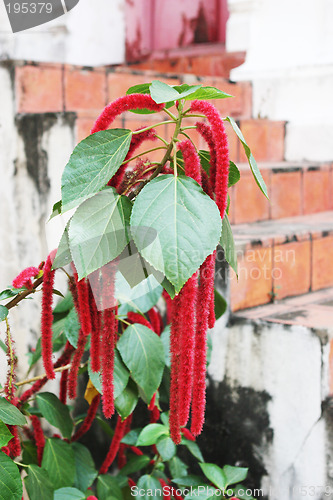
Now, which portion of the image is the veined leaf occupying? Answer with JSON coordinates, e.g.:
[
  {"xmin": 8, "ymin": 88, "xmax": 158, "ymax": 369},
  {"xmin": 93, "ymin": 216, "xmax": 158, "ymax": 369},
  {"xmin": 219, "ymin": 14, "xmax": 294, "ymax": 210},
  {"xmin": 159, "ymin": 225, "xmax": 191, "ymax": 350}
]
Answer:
[
  {"xmin": 0, "ymin": 452, "xmax": 22, "ymax": 500},
  {"xmin": 0, "ymin": 398, "xmax": 26, "ymax": 425},
  {"xmin": 41, "ymin": 439, "xmax": 75, "ymax": 490},
  {"xmin": 24, "ymin": 465, "xmax": 53, "ymax": 500},
  {"xmin": 220, "ymin": 215, "xmax": 237, "ymax": 275},
  {"xmin": 36, "ymin": 393, "xmax": 73, "ymax": 439}
]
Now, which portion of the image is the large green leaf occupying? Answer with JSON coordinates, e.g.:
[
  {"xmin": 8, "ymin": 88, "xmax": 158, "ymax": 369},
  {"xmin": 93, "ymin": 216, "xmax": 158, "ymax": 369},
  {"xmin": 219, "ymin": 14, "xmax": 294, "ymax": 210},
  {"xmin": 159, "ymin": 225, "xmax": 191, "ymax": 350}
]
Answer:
[
  {"xmin": 21, "ymin": 441, "xmax": 38, "ymax": 466},
  {"xmin": 61, "ymin": 129, "xmax": 132, "ymax": 212},
  {"xmin": 116, "ymin": 273, "xmax": 163, "ymax": 316},
  {"xmin": 0, "ymin": 306, "xmax": 8, "ymax": 322},
  {"xmin": 97, "ymin": 475, "xmax": 123, "ymax": 500},
  {"xmin": 156, "ymin": 435, "xmax": 176, "ymax": 461},
  {"xmin": 160, "ymin": 325, "xmax": 171, "ymax": 368},
  {"xmin": 137, "ymin": 475, "xmax": 162, "ymax": 500},
  {"xmin": 53, "ymin": 223, "xmax": 72, "ymax": 269},
  {"xmin": 131, "ymin": 175, "xmax": 222, "ymax": 293},
  {"xmin": 220, "ymin": 215, "xmax": 237, "ymax": 275},
  {"xmin": 199, "ymin": 463, "xmax": 227, "ymax": 490},
  {"xmin": 117, "ymin": 324, "xmax": 165, "ymax": 401},
  {"xmin": 0, "ymin": 398, "xmax": 26, "ymax": 425},
  {"xmin": 228, "ymin": 161, "xmax": 241, "ymax": 187},
  {"xmin": 115, "ymin": 379, "xmax": 139, "ymax": 419},
  {"xmin": 223, "ymin": 465, "xmax": 248, "ymax": 488},
  {"xmin": 88, "ymin": 350, "xmax": 129, "ymax": 399},
  {"xmin": 41, "ymin": 439, "xmax": 75, "ymax": 490},
  {"xmin": 54, "ymin": 488, "xmax": 85, "ymax": 500},
  {"xmin": 0, "ymin": 421, "xmax": 12, "ymax": 448},
  {"xmin": 136, "ymin": 424, "xmax": 169, "ymax": 446},
  {"xmin": 72, "ymin": 442, "xmax": 98, "ymax": 492},
  {"xmin": 68, "ymin": 188, "xmax": 132, "ymax": 279},
  {"xmin": 150, "ymin": 81, "xmax": 201, "ymax": 104},
  {"xmin": 182, "ymin": 438, "xmax": 204, "ymax": 462},
  {"xmin": 185, "ymin": 86, "xmax": 232, "ymax": 101},
  {"xmin": 24, "ymin": 465, "xmax": 54, "ymax": 500},
  {"xmin": 119, "ymin": 455, "xmax": 151, "ymax": 476},
  {"xmin": 225, "ymin": 117, "xmax": 268, "ymax": 198},
  {"xmin": 63, "ymin": 308, "xmax": 80, "ymax": 348},
  {"xmin": 0, "ymin": 452, "xmax": 22, "ymax": 500},
  {"xmin": 36, "ymin": 393, "xmax": 73, "ymax": 439},
  {"xmin": 168, "ymin": 456, "xmax": 188, "ymax": 479},
  {"xmin": 214, "ymin": 289, "xmax": 227, "ymax": 320}
]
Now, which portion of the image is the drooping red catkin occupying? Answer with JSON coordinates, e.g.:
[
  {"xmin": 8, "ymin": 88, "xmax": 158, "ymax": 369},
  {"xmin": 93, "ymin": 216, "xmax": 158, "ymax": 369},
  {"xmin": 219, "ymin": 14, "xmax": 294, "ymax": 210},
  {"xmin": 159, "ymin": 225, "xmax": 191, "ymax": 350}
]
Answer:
[
  {"xmin": 127, "ymin": 311, "xmax": 153, "ymax": 330},
  {"xmin": 91, "ymin": 95, "xmax": 164, "ymax": 134},
  {"xmin": 148, "ymin": 392, "xmax": 156, "ymax": 411},
  {"xmin": 208, "ymin": 253, "xmax": 216, "ymax": 329},
  {"xmin": 99, "ymin": 415, "xmax": 129, "ymax": 474},
  {"xmin": 117, "ymin": 414, "xmax": 132, "ymax": 469},
  {"xmin": 169, "ymin": 293, "xmax": 182, "ymax": 444},
  {"xmin": 89, "ymin": 287, "xmax": 102, "ymax": 373},
  {"xmin": 30, "ymin": 416, "xmax": 45, "ymax": 465},
  {"xmin": 190, "ymin": 101, "xmax": 229, "ymax": 219},
  {"xmin": 7, "ymin": 425, "xmax": 21, "ymax": 458},
  {"xmin": 149, "ymin": 405, "xmax": 160, "ymax": 424},
  {"xmin": 59, "ymin": 369, "xmax": 68, "ymax": 404},
  {"xmin": 86, "ymin": 497, "xmax": 98, "ymax": 500},
  {"xmin": 74, "ymin": 275, "xmax": 92, "ymax": 337},
  {"xmin": 181, "ymin": 427, "xmax": 196, "ymax": 442},
  {"xmin": 148, "ymin": 307, "xmax": 163, "ymax": 335},
  {"xmin": 19, "ymin": 342, "xmax": 74, "ymax": 405},
  {"xmin": 41, "ymin": 253, "xmax": 56, "ymax": 379},
  {"xmin": 12, "ymin": 266, "xmax": 39, "ymax": 290},
  {"xmin": 101, "ymin": 308, "xmax": 117, "ymax": 418},
  {"xmin": 191, "ymin": 252, "xmax": 216, "ymax": 436},
  {"xmin": 68, "ymin": 329, "xmax": 88, "ymax": 400},
  {"xmin": 162, "ymin": 290, "xmax": 173, "ymax": 323},
  {"xmin": 196, "ymin": 122, "xmax": 217, "ymax": 191},
  {"xmin": 159, "ymin": 479, "xmax": 171, "ymax": 500},
  {"xmin": 71, "ymin": 394, "xmax": 101, "ymax": 442},
  {"xmin": 128, "ymin": 478, "xmax": 137, "ymax": 488},
  {"xmin": 177, "ymin": 140, "xmax": 201, "ymax": 185},
  {"xmin": 129, "ymin": 446, "xmax": 143, "ymax": 456},
  {"xmin": 177, "ymin": 273, "xmax": 198, "ymax": 427},
  {"xmin": 109, "ymin": 128, "xmax": 157, "ymax": 191}
]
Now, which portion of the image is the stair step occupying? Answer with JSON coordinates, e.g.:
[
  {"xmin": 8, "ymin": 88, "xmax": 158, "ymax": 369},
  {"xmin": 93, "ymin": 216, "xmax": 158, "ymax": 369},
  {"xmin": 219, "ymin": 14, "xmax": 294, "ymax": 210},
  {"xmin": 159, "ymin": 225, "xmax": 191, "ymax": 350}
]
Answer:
[
  {"xmin": 230, "ymin": 211, "xmax": 333, "ymax": 311},
  {"xmin": 234, "ymin": 287, "xmax": 333, "ymax": 330},
  {"xmin": 229, "ymin": 161, "xmax": 333, "ymax": 224}
]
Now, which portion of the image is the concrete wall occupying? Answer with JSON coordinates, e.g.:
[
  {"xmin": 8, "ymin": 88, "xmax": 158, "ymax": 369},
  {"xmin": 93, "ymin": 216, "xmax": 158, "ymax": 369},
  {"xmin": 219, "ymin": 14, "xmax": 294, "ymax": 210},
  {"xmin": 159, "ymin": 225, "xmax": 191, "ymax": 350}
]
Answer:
[
  {"xmin": 0, "ymin": 0, "xmax": 126, "ymax": 66},
  {"xmin": 227, "ymin": 0, "xmax": 333, "ymax": 162}
]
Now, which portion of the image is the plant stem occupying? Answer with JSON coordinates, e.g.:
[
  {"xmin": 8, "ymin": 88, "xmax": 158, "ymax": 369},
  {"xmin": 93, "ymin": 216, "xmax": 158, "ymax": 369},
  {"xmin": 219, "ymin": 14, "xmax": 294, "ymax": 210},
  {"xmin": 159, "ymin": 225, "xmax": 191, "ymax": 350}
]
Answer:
[
  {"xmin": 181, "ymin": 126, "xmax": 197, "ymax": 130},
  {"xmin": 180, "ymin": 131, "xmax": 199, "ymax": 153},
  {"xmin": 5, "ymin": 276, "xmax": 44, "ymax": 311},
  {"xmin": 131, "ymin": 120, "xmax": 174, "ymax": 135},
  {"xmin": 155, "ymin": 134, "xmax": 169, "ymax": 146},
  {"xmin": 163, "ymin": 108, "xmax": 178, "ymax": 121},
  {"xmin": 5, "ymin": 318, "xmax": 15, "ymax": 400},
  {"xmin": 121, "ymin": 146, "xmax": 166, "ymax": 166}
]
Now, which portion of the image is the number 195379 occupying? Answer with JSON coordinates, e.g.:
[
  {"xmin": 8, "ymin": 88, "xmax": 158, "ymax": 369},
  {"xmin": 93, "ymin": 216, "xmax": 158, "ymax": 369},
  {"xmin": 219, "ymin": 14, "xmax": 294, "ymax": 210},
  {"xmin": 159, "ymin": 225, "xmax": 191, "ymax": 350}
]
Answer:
[{"xmin": 6, "ymin": 3, "xmax": 53, "ymax": 14}]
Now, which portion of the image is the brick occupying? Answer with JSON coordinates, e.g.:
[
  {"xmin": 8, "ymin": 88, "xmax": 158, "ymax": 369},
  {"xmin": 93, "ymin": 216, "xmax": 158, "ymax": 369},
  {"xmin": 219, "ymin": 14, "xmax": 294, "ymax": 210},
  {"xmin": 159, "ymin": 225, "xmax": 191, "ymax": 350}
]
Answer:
[
  {"xmin": 214, "ymin": 80, "xmax": 252, "ymax": 119},
  {"xmin": 312, "ymin": 236, "xmax": 333, "ymax": 290},
  {"xmin": 238, "ymin": 120, "xmax": 285, "ymax": 162},
  {"xmin": 303, "ymin": 167, "xmax": 331, "ymax": 214},
  {"xmin": 76, "ymin": 114, "xmax": 123, "ymax": 143},
  {"xmin": 16, "ymin": 64, "xmax": 63, "ymax": 113},
  {"xmin": 230, "ymin": 246, "xmax": 273, "ymax": 311},
  {"xmin": 233, "ymin": 169, "xmax": 270, "ymax": 223},
  {"xmin": 273, "ymin": 240, "xmax": 311, "ymax": 300},
  {"xmin": 270, "ymin": 170, "xmax": 302, "ymax": 219},
  {"xmin": 64, "ymin": 67, "xmax": 106, "ymax": 111}
]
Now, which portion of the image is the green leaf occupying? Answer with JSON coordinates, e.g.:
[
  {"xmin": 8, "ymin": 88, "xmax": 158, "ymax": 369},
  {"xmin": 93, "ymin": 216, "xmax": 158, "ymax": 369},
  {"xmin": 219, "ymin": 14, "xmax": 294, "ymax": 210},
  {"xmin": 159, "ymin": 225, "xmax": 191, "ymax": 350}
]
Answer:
[
  {"xmin": 126, "ymin": 82, "xmax": 160, "ymax": 114},
  {"xmin": 0, "ymin": 452, "xmax": 23, "ymax": 500},
  {"xmin": 63, "ymin": 308, "xmax": 80, "ymax": 348},
  {"xmin": 168, "ymin": 457, "xmax": 188, "ymax": 479},
  {"xmin": 53, "ymin": 223, "xmax": 72, "ymax": 269},
  {"xmin": 220, "ymin": 214, "xmax": 237, "ymax": 275},
  {"xmin": 156, "ymin": 435, "xmax": 176, "ymax": 461},
  {"xmin": 116, "ymin": 273, "xmax": 163, "ymax": 316},
  {"xmin": 228, "ymin": 161, "xmax": 241, "ymax": 187},
  {"xmin": 0, "ymin": 306, "xmax": 8, "ymax": 322},
  {"xmin": 225, "ymin": 117, "xmax": 268, "ymax": 198},
  {"xmin": 97, "ymin": 475, "xmax": 123, "ymax": 500},
  {"xmin": 223, "ymin": 464, "xmax": 248, "ymax": 488},
  {"xmin": 185, "ymin": 86, "xmax": 233, "ymax": 101},
  {"xmin": 136, "ymin": 424, "xmax": 169, "ymax": 446},
  {"xmin": 214, "ymin": 289, "xmax": 227, "ymax": 320},
  {"xmin": 131, "ymin": 175, "xmax": 222, "ymax": 293},
  {"xmin": 173, "ymin": 83, "xmax": 202, "ymax": 98},
  {"xmin": 68, "ymin": 188, "xmax": 132, "ymax": 279},
  {"xmin": 184, "ymin": 486, "xmax": 217, "ymax": 500},
  {"xmin": 115, "ymin": 379, "xmax": 139, "ymax": 419},
  {"xmin": 137, "ymin": 475, "xmax": 162, "ymax": 500},
  {"xmin": 172, "ymin": 476, "xmax": 205, "ymax": 487},
  {"xmin": 118, "ymin": 324, "xmax": 165, "ymax": 401},
  {"xmin": 88, "ymin": 350, "xmax": 129, "ymax": 399},
  {"xmin": 72, "ymin": 442, "xmax": 97, "ymax": 492},
  {"xmin": 119, "ymin": 455, "xmax": 151, "ymax": 476},
  {"xmin": 198, "ymin": 150, "xmax": 211, "ymax": 174},
  {"xmin": 0, "ymin": 398, "xmax": 26, "ymax": 425},
  {"xmin": 199, "ymin": 463, "xmax": 227, "ymax": 490},
  {"xmin": 0, "ymin": 289, "xmax": 16, "ymax": 301},
  {"xmin": 121, "ymin": 428, "xmax": 141, "ymax": 445},
  {"xmin": 160, "ymin": 326, "xmax": 171, "ymax": 368},
  {"xmin": 61, "ymin": 129, "xmax": 132, "ymax": 212},
  {"xmin": 36, "ymin": 393, "xmax": 73, "ymax": 439},
  {"xmin": 0, "ymin": 421, "xmax": 12, "ymax": 448},
  {"xmin": 24, "ymin": 464, "xmax": 54, "ymax": 500},
  {"xmin": 54, "ymin": 487, "xmax": 85, "ymax": 500},
  {"xmin": 182, "ymin": 438, "xmax": 204, "ymax": 462},
  {"xmin": 149, "ymin": 81, "xmax": 180, "ymax": 104},
  {"xmin": 53, "ymin": 294, "xmax": 73, "ymax": 314},
  {"xmin": 41, "ymin": 439, "xmax": 75, "ymax": 490},
  {"xmin": 21, "ymin": 441, "xmax": 38, "ymax": 466},
  {"xmin": 232, "ymin": 484, "xmax": 255, "ymax": 500},
  {"xmin": 49, "ymin": 200, "xmax": 62, "ymax": 220}
]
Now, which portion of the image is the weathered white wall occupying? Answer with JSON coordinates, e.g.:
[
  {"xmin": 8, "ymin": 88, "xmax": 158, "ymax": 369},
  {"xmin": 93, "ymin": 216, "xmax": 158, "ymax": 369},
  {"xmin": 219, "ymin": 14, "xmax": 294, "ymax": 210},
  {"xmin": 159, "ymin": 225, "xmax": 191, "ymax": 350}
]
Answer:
[
  {"xmin": 0, "ymin": 0, "xmax": 126, "ymax": 66},
  {"xmin": 208, "ymin": 317, "xmax": 333, "ymax": 499},
  {"xmin": 227, "ymin": 0, "xmax": 333, "ymax": 161}
]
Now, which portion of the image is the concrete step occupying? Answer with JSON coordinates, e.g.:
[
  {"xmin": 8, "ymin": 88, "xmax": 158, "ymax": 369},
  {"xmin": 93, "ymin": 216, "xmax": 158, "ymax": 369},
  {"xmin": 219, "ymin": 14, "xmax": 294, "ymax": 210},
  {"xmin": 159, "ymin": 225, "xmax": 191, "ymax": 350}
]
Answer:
[
  {"xmin": 229, "ymin": 161, "xmax": 333, "ymax": 224},
  {"xmin": 230, "ymin": 211, "xmax": 333, "ymax": 311}
]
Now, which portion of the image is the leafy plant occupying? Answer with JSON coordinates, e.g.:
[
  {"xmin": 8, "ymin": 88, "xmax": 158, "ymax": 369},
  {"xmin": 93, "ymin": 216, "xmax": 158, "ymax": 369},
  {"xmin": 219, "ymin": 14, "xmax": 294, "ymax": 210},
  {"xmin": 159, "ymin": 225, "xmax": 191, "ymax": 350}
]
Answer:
[{"xmin": 0, "ymin": 79, "xmax": 266, "ymax": 500}]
